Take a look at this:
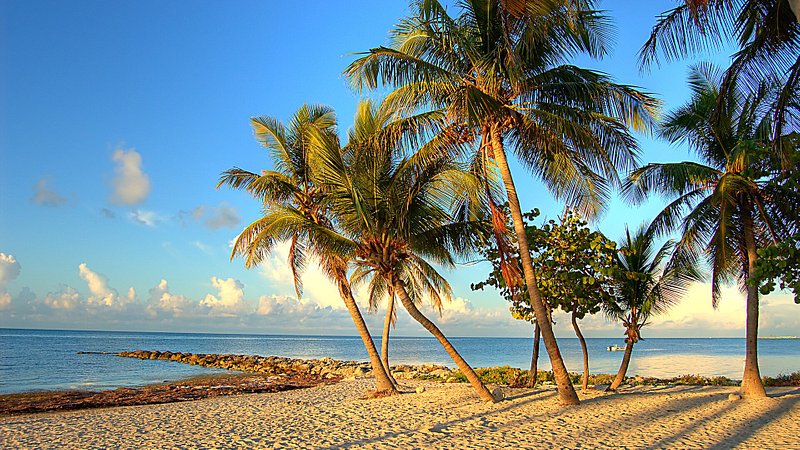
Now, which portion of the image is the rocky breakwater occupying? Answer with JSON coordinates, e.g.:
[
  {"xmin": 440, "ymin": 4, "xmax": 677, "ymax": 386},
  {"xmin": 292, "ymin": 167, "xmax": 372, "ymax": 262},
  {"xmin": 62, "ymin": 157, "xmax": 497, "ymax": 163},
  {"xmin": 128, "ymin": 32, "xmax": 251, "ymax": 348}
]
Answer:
[{"xmin": 117, "ymin": 350, "xmax": 459, "ymax": 382}]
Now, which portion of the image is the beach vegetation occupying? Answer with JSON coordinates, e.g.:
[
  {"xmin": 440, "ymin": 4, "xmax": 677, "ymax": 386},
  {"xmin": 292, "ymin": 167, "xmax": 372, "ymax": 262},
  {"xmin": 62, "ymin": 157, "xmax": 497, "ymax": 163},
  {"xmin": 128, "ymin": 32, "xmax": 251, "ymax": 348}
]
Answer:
[
  {"xmin": 348, "ymin": 0, "xmax": 658, "ymax": 405},
  {"xmin": 473, "ymin": 208, "xmax": 617, "ymax": 390},
  {"xmin": 217, "ymin": 104, "xmax": 399, "ymax": 395},
  {"xmin": 604, "ymin": 224, "xmax": 701, "ymax": 391},
  {"xmin": 622, "ymin": 65, "xmax": 798, "ymax": 398}
]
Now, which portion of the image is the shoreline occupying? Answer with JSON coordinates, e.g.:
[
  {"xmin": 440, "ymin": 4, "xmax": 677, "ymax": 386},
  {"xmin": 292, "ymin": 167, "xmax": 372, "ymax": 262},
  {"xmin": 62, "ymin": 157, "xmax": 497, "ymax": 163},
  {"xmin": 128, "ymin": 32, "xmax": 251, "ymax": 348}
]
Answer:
[{"xmin": 4, "ymin": 350, "xmax": 798, "ymax": 416}]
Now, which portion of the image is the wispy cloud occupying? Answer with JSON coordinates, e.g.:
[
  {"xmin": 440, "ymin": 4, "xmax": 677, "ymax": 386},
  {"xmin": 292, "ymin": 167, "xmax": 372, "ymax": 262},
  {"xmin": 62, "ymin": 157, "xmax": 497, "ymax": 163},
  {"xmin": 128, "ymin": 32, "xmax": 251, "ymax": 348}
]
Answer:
[
  {"xmin": 129, "ymin": 209, "xmax": 159, "ymax": 227},
  {"xmin": 31, "ymin": 178, "xmax": 69, "ymax": 207}
]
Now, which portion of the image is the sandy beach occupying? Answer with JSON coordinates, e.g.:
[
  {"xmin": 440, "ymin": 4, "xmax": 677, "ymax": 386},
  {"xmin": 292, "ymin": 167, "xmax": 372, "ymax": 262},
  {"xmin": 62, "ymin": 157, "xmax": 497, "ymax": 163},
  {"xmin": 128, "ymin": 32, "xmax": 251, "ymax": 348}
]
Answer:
[{"xmin": 2, "ymin": 379, "xmax": 798, "ymax": 449}]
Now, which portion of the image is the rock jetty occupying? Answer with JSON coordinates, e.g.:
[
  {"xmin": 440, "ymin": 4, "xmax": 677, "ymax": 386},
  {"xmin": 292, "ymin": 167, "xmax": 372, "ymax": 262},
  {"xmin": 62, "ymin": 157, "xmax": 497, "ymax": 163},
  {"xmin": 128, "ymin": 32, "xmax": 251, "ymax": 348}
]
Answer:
[{"xmin": 117, "ymin": 350, "xmax": 458, "ymax": 381}]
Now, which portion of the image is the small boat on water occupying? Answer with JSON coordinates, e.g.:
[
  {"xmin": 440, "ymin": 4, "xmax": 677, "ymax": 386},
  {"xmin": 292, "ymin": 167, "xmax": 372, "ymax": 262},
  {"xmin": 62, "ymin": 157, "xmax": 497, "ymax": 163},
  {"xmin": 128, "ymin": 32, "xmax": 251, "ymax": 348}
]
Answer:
[{"xmin": 607, "ymin": 344, "xmax": 625, "ymax": 352}]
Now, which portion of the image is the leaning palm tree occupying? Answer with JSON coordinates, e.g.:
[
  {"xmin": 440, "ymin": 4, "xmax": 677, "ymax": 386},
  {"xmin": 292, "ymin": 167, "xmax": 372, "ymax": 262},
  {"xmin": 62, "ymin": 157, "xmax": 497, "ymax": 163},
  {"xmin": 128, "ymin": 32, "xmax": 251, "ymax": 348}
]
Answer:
[
  {"xmin": 641, "ymin": 0, "xmax": 799, "ymax": 158},
  {"xmin": 217, "ymin": 104, "xmax": 397, "ymax": 395},
  {"xmin": 345, "ymin": 0, "xmax": 658, "ymax": 405},
  {"xmin": 605, "ymin": 225, "xmax": 698, "ymax": 391},
  {"xmin": 622, "ymin": 65, "xmax": 798, "ymax": 397},
  {"xmin": 305, "ymin": 99, "xmax": 498, "ymax": 402}
]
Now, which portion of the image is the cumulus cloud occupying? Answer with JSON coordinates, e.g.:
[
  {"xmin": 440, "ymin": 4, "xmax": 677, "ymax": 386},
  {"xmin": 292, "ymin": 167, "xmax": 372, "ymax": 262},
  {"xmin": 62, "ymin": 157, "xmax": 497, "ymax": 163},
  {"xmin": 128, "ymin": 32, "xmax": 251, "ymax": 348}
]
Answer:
[
  {"xmin": 110, "ymin": 148, "xmax": 150, "ymax": 205},
  {"xmin": 129, "ymin": 209, "xmax": 159, "ymax": 227},
  {"xmin": 259, "ymin": 241, "xmax": 343, "ymax": 309},
  {"xmin": 200, "ymin": 277, "xmax": 250, "ymax": 317},
  {"xmin": 0, "ymin": 253, "xmax": 21, "ymax": 311},
  {"xmin": 78, "ymin": 263, "xmax": 120, "ymax": 307},
  {"xmin": 146, "ymin": 279, "xmax": 193, "ymax": 318},
  {"xmin": 31, "ymin": 178, "xmax": 68, "ymax": 207},
  {"xmin": 43, "ymin": 286, "xmax": 81, "ymax": 310}
]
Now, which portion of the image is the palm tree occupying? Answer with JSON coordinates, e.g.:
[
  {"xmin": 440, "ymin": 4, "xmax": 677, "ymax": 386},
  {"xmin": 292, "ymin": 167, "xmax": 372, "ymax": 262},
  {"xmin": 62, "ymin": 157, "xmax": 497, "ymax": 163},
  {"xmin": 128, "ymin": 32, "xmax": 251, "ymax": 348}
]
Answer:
[
  {"xmin": 305, "ymin": 99, "xmax": 498, "ymax": 402},
  {"xmin": 605, "ymin": 225, "xmax": 698, "ymax": 391},
  {"xmin": 345, "ymin": 0, "xmax": 657, "ymax": 405},
  {"xmin": 217, "ymin": 104, "xmax": 398, "ymax": 395},
  {"xmin": 622, "ymin": 65, "xmax": 798, "ymax": 397},
  {"xmin": 641, "ymin": 0, "xmax": 799, "ymax": 156}
]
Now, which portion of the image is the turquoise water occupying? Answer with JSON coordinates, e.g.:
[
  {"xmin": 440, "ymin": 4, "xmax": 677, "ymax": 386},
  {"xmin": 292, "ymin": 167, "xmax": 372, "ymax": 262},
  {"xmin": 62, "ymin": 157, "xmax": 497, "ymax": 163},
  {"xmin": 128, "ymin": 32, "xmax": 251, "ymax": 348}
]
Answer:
[{"xmin": 1, "ymin": 328, "xmax": 798, "ymax": 394}]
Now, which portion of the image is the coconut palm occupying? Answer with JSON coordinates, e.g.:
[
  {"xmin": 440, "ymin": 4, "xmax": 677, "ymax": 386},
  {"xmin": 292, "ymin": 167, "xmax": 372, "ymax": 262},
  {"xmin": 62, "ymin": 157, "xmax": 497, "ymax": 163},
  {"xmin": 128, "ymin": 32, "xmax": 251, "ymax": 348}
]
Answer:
[
  {"xmin": 641, "ymin": 0, "xmax": 799, "ymax": 156},
  {"xmin": 304, "ymin": 99, "xmax": 497, "ymax": 402},
  {"xmin": 217, "ymin": 104, "xmax": 398, "ymax": 395},
  {"xmin": 605, "ymin": 225, "xmax": 698, "ymax": 391},
  {"xmin": 345, "ymin": 0, "xmax": 657, "ymax": 404},
  {"xmin": 622, "ymin": 65, "xmax": 798, "ymax": 397}
]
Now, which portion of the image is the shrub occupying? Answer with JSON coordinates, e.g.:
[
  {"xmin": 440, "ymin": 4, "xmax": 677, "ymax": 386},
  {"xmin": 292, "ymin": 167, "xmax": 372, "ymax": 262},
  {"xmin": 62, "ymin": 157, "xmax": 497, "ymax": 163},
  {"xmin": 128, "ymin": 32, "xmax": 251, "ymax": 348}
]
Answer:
[{"xmin": 763, "ymin": 371, "xmax": 800, "ymax": 387}]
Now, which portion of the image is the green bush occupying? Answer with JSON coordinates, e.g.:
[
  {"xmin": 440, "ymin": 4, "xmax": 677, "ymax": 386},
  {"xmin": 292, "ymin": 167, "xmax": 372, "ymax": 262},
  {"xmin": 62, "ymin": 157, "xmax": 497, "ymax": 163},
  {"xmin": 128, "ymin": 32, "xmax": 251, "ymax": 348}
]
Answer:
[{"xmin": 763, "ymin": 371, "xmax": 800, "ymax": 387}]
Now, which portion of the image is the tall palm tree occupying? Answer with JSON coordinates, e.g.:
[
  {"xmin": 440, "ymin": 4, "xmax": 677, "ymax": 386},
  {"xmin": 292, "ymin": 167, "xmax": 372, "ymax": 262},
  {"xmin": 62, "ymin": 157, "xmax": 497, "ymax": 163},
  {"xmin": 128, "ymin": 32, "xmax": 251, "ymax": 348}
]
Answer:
[
  {"xmin": 345, "ymin": 0, "xmax": 657, "ymax": 405},
  {"xmin": 605, "ymin": 225, "xmax": 698, "ymax": 391},
  {"xmin": 641, "ymin": 0, "xmax": 799, "ymax": 156},
  {"xmin": 622, "ymin": 65, "xmax": 798, "ymax": 397},
  {"xmin": 217, "ymin": 104, "xmax": 398, "ymax": 395},
  {"xmin": 305, "ymin": 99, "xmax": 498, "ymax": 402}
]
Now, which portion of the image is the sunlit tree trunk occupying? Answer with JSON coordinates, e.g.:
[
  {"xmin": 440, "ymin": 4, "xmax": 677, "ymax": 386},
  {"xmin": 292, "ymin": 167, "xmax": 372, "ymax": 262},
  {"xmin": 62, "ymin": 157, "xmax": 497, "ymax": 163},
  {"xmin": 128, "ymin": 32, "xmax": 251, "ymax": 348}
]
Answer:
[
  {"xmin": 572, "ymin": 310, "xmax": 590, "ymax": 391},
  {"xmin": 789, "ymin": 0, "xmax": 800, "ymax": 23},
  {"xmin": 490, "ymin": 125, "xmax": 580, "ymax": 405},
  {"xmin": 335, "ymin": 276, "xmax": 398, "ymax": 395},
  {"xmin": 608, "ymin": 339, "xmax": 634, "ymax": 391},
  {"xmin": 741, "ymin": 206, "xmax": 767, "ymax": 398},
  {"xmin": 380, "ymin": 293, "xmax": 398, "ymax": 386},
  {"xmin": 528, "ymin": 321, "xmax": 540, "ymax": 388},
  {"xmin": 392, "ymin": 277, "xmax": 496, "ymax": 402}
]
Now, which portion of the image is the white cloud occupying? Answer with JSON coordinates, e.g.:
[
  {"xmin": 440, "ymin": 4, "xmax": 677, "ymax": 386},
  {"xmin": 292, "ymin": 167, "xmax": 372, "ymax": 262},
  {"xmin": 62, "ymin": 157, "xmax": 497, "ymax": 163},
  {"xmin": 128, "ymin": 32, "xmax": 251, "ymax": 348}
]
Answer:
[
  {"xmin": 146, "ymin": 279, "xmax": 193, "ymax": 317},
  {"xmin": 192, "ymin": 241, "xmax": 212, "ymax": 254},
  {"xmin": 0, "ymin": 292, "xmax": 10, "ymax": 310},
  {"xmin": 31, "ymin": 178, "xmax": 68, "ymax": 207},
  {"xmin": 130, "ymin": 209, "xmax": 159, "ymax": 227},
  {"xmin": 0, "ymin": 253, "xmax": 21, "ymax": 310},
  {"xmin": 110, "ymin": 148, "xmax": 150, "ymax": 205},
  {"xmin": 43, "ymin": 286, "xmax": 81, "ymax": 310},
  {"xmin": 259, "ymin": 241, "xmax": 343, "ymax": 309},
  {"xmin": 0, "ymin": 253, "xmax": 21, "ymax": 283},
  {"xmin": 200, "ymin": 277, "xmax": 250, "ymax": 317},
  {"xmin": 78, "ymin": 263, "xmax": 119, "ymax": 307}
]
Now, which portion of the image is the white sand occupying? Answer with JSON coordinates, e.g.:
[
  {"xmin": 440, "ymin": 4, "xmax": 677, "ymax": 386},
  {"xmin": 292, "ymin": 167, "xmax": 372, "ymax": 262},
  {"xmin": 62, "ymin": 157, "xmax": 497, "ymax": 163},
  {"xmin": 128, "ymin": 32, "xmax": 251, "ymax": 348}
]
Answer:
[{"xmin": 2, "ymin": 380, "xmax": 798, "ymax": 449}]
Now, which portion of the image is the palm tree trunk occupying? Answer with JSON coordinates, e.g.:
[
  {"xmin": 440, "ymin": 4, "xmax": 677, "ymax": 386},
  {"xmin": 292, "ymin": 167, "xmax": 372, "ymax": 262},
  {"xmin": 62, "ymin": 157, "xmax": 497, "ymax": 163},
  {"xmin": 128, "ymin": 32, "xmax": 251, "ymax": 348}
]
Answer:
[
  {"xmin": 335, "ymin": 277, "xmax": 398, "ymax": 395},
  {"xmin": 741, "ymin": 208, "xmax": 767, "ymax": 398},
  {"xmin": 789, "ymin": 0, "xmax": 800, "ymax": 23},
  {"xmin": 489, "ymin": 126, "xmax": 580, "ymax": 405},
  {"xmin": 528, "ymin": 321, "xmax": 540, "ymax": 388},
  {"xmin": 608, "ymin": 339, "xmax": 634, "ymax": 391},
  {"xmin": 392, "ymin": 277, "xmax": 497, "ymax": 402},
  {"xmin": 572, "ymin": 310, "xmax": 589, "ymax": 391},
  {"xmin": 380, "ymin": 294, "xmax": 397, "ymax": 386}
]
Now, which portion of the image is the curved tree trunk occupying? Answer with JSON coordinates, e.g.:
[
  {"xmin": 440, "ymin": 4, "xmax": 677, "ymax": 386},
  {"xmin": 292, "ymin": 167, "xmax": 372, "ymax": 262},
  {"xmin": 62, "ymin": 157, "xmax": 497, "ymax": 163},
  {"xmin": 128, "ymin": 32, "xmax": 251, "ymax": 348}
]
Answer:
[
  {"xmin": 741, "ymin": 208, "xmax": 767, "ymax": 398},
  {"xmin": 572, "ymin": 311, "xmax": 589, "ymax": 391},
  {"xmin": 380, "ymin": 294, "xmax": 398, "ymax": 386},
  {"xmin": 608, "ymin": 339, "xmax": 634, "ymax": 391},
  {"xmin": 490, "ymin": 127, "xmax": 580, "ymax": 405},
  {"xmin": 392, "ymin": 277, "xmax": 496, "ymax": 402},
  {"xmin": 528, "ymin": 321, "xmax": 541, "ymax": 388},
  {"xmin": 335, "ymin": 277, "xmax": 398, "ymax": 395}
]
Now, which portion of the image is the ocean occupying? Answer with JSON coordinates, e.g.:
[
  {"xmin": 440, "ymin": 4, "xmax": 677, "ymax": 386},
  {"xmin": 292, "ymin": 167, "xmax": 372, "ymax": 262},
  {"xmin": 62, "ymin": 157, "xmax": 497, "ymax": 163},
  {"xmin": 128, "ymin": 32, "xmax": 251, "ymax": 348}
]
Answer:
[{"xmin": 1, "ymin": 328, "xmax": 798, "ymax": 394}]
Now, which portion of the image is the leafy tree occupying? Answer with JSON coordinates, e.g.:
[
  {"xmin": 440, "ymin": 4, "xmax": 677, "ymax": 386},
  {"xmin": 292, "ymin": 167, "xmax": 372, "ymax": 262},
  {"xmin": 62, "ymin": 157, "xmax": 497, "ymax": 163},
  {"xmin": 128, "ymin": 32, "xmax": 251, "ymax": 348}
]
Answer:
[
  {"xmin": 217, "ymin": 104, "xmax": 398, "ymax": 394},
  {"xmin": 304, "ymin": 99, "xmax": 498, "ymax": 402},
  {"xmin": 473, "ymin": 208, "xmax": 616, "ymax": 390},
  {"xmin": 622, "ymin": 65, "xmax": 798, "ymax": 397},
  {"xmin": 346, "ymin": 0, "xmax": 656, "ymax": 405},
  {"xmin": 605, "ymin": 225, "xmax": 699, "ymax": 391},
  {"xmin": 641, "ymin": 0, "xmax": 800, "ymax": 156}
]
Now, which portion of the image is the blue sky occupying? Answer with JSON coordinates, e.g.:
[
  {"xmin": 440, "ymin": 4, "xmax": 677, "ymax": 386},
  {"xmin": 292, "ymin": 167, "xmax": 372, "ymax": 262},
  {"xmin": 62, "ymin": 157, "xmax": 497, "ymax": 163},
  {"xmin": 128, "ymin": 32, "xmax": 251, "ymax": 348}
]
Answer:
[{"xmin": 1, "ymin": 0, "xmax": 797, "ymax": 337}]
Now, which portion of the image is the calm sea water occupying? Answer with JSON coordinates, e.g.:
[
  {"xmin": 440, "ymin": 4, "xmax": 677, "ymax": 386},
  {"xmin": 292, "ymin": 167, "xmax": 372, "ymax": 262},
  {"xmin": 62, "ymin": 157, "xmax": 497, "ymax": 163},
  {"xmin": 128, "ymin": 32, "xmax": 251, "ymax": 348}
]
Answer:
[{"xmin": 1, "ymin": 328, "xmax": 799, "ymax": 394}]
